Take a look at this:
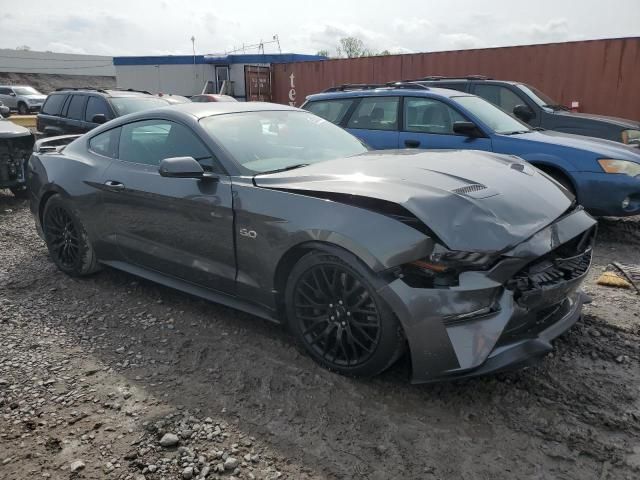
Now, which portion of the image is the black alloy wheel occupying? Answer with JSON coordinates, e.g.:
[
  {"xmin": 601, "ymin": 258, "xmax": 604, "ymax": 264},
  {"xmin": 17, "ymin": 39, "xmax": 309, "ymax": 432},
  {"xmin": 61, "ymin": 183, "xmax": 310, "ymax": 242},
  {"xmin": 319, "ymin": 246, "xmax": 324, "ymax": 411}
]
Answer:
[
  {"xmin": 44, "ymin": 205, "xmax": 80, "ymax": 269},
  {"xmin": 294, "ymin": 263, "xmax": 382, "ymax": 367},
  {"xmin": 42, "ymin": 194, "xmax": 100, "ymax": 276},
  {"xmin": 286, "ymin": 250, "xmax": 405, "ymax": 377}
]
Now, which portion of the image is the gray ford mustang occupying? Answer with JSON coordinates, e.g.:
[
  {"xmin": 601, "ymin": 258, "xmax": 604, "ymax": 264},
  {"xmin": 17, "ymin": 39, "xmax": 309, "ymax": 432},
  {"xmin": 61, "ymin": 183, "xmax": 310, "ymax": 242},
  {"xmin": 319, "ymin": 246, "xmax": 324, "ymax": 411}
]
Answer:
[{"xmin": 27, "ymin": 102, "xmax": 596, "ymax": 383}]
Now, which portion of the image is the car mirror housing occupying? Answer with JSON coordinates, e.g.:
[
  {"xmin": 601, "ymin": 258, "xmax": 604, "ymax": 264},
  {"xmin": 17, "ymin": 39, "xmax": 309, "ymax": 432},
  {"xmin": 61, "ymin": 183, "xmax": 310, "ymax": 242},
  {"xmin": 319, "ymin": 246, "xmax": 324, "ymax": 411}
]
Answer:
[
  {"xmin": 92, "ymin": 114, "xmax": 107, "ymax": 124},
  {"xmin": 453, "ymin": 121, "xmax": 481, "ymax": 137},
  {"xmin": 513, "ymin": 104, "xmax": 534, "ymax": 122},
  {"xmin": 159, "ymin": 156, "xmax": 217, "ymax": 180}
]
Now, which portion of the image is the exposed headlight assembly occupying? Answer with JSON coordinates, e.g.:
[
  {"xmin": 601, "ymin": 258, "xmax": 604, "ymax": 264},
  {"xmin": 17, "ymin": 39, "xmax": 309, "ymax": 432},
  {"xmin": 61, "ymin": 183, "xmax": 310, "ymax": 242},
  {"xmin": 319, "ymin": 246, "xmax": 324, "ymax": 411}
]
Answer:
[
  {"xmin": 401, "ymin": 246, "xmax": 499, "ymax": 288},
  {"xmin": 621, "ymin": 129, "xmax": 640, "ymax": 146},
  {"xmin": 598, "ymin": 159, "xmax": 640, "ymax": 177}
]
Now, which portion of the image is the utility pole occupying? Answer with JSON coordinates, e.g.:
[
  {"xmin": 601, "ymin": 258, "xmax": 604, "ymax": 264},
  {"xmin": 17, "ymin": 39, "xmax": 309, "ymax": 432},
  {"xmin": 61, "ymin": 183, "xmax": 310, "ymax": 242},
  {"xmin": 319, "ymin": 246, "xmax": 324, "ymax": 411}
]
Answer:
[{"xmin": 191, "ymin": 36, "xmax": 197, "ymax": 94}]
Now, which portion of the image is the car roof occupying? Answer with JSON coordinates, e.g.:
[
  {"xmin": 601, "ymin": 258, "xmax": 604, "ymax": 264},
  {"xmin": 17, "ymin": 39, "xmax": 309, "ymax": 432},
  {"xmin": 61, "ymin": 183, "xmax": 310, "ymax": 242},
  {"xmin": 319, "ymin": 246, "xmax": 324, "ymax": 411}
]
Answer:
[
  {"xmin": 50, "ymin": 89, "xmax": 155, "ymax": 97},
  {"xmin": 164, "ymin": 101, "xmax": 299, "ymax": 118},
  {"xmin": 306, "ymin": 86, "xmax": 472, "ymax": 102}
]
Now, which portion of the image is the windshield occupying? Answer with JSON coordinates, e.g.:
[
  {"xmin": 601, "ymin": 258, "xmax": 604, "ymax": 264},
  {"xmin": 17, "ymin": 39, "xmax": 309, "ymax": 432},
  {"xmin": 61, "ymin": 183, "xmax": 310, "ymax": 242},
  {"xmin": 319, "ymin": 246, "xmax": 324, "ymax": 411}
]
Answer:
[
  {"xmin": 200, "ymin": 111, "xmax": 367, "ymax": 174},
  {"xmin": 13, "ymin": 87, "xmax": 41, "ymax": 96},
  {"xmin": 111, "ymin": 97, "xmax": 170, "ymax": 116},
  {"xmin": 517, "ymin": 84, "xmax": 562, "ymax": 109},
  {"xmin": 454, "ymin": 96, "xmax": 531, "ymax": 134}
]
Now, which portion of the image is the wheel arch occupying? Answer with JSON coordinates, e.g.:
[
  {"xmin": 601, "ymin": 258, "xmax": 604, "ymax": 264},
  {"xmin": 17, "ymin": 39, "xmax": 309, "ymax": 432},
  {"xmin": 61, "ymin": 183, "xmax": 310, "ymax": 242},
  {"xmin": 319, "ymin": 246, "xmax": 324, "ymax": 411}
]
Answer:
[
  {"xmin": 529, "ymin": 161, "xmax": 578, "ymax": 197},
  {"xmin": 272, "ymin": 240, "xmax": 386, "ymax": 314}
]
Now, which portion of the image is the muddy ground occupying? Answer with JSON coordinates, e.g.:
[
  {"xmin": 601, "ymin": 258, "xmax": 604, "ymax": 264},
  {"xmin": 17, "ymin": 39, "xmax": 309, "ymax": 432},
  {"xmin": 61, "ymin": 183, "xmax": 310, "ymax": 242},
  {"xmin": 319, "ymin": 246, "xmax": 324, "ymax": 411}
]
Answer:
[{"xmin": 1, "ymin": 191, "xmax": 639, "ymax": 480}]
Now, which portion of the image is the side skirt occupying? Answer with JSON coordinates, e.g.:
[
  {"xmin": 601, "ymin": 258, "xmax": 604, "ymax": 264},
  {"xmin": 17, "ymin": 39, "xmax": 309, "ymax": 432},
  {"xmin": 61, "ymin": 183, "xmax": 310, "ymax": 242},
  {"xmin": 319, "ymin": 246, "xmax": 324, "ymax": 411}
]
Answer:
[{"xmin": 100, "ymin": 260, "xmax": 280, "ymax": 324}]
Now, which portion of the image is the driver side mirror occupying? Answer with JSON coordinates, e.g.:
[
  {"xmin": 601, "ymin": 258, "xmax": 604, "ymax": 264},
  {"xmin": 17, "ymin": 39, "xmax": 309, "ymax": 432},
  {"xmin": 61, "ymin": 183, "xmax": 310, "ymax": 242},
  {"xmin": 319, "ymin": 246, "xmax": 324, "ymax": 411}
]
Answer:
[
  {"xmin": 453, "ymin": 121, "xmax": 482, "ymax": 138},
  {"xmin": 513, "ymin": 104, "xmax": 534, "ymax": 122},
  {"xmin": 9, "ymin": 92, "xmax": 16, "ymax": 97},
  {"xmin": 159, "ymin": 156, "xmax": 218, "ymax": 180},
  {"xmin": 92, "ymin": 114, "xmax": 107, "ymax": 124}
]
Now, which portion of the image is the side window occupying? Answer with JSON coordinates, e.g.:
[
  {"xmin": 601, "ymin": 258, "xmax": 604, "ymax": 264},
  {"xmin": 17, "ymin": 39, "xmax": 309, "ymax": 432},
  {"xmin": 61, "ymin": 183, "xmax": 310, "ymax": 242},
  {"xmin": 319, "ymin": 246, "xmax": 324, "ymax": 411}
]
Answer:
[
  {"xmin": 88, "ymin": 127, "xmax": 120, "ymax": 158},
  {"xmin": 118, "ymin": 120, "xmax": 221, "ymax": 172},
  {"xmin": 474, "ymin": 85, "xmax": 527, "ymax": 114},
  {"xmin": 403, "ymin": 97, "xmax": 467, "ymax": 135},
  {"xmin": 85, "ymin": 97, "xmax": 111, "ymax": 122},
  {"xmin": 305, "ymin": 99, "xmax": 354, "ymax": 124},
  {"xmin": 66, "ymin": 95, "xmax": 87, "ymax": 120},
  {"xmin": 41, "ymin": 94, "xmax": 68, "ymax": 115},
  {"xmin": 0, "ymin": 87, "xmax": 11, "ymax": 95},
  {"xmin": 347, "ymin": 97, "xmax": 399, "ymax": 131},
  {"xmin": 434, "ymin": 82, "xmax": 468, "ymax": 92}
]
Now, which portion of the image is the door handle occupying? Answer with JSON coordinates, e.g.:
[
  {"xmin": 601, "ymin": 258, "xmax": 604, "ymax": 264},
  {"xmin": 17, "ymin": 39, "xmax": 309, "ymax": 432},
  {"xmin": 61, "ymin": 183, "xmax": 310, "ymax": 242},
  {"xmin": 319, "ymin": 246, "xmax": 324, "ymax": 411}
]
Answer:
[
  {"xmin": 404, "ymin": 139, "xmax": 421, "ymax": 148},
  {"xmin": 104, "ymin": 180, "xmax": 125, "ymax": 191}
]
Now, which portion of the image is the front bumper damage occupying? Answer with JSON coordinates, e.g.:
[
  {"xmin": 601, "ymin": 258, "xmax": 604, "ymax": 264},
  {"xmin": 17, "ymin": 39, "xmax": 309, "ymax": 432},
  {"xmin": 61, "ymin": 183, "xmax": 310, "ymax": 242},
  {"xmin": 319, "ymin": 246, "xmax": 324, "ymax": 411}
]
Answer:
[
  {"xmin": 379, "ymin": 207, "xmax": 597, "ymax": 383},
  {"xmin": 0, "ymin": 126, "xmax": 35, "ymax": 190}
]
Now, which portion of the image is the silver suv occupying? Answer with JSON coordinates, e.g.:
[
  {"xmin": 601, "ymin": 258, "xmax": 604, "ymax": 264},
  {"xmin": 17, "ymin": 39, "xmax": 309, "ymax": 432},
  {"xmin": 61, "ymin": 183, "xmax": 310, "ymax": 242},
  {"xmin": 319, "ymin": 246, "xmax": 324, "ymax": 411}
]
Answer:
[{"xmin": 0, "ymin": 85, "xmax": 47, "ymax": 114}]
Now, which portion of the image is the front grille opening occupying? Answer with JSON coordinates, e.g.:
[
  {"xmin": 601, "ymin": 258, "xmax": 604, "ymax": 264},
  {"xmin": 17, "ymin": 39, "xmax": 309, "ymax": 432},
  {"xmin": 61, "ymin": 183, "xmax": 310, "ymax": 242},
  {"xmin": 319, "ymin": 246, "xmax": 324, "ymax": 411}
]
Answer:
[{"xmin": 506, "ymin": 227, "xmax": 595, "ymax": 299}]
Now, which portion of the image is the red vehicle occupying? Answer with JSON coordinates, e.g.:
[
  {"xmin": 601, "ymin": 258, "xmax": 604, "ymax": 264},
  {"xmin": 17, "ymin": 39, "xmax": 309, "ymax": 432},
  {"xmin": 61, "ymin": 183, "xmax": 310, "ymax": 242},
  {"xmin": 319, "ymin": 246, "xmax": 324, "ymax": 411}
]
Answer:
[{"xmin": 191, "ymin": 94, "xmax": 237, "ymax": 103}]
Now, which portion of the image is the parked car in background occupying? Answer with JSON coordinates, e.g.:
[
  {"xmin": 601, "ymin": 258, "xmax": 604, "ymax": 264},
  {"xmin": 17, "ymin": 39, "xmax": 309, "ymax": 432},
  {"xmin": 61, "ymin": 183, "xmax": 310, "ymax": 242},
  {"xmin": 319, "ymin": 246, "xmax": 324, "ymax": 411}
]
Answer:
[
  {"xmin": 0, "ymin": 101, "xmax": 10, "ymax": 118},
  {"xmin": 303, "ymin": 83, "xmax": 640, "ymax": 217},
  {"xmin": 157, "ymin": 93, "xmax": 191, "ymax": 104},
  {"xmin": 191, "ymin": 94, "xmax": 237, "ymax": 103},
  {"xmin": 37, "ymin": 88, "xmax": 171, "ymax": 137},
  {"xmin": 28, "ymin": 102, "xmax": 595, "ymax": 382},
  {"xmin": 416, "ymin": 76, "xmax": 640, "ymax": 146},
  {"xmin": 0, "ymin": 85, "xmax": 47, "ymax": 114},
  {"xmin": 0, "ymin": 115, "xmax": 35, "ymax": 197}
]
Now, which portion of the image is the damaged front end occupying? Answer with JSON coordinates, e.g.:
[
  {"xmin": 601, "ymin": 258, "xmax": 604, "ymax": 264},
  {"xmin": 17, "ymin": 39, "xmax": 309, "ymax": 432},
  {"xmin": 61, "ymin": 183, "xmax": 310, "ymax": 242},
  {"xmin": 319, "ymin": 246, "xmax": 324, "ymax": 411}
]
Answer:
[
  {"xmin": 0, "ymin": 120, "xmax": 35, "ymax": 192},
  {"xmin": 378, "ymin": 206, "xmax": 597, "ymax": 383}
]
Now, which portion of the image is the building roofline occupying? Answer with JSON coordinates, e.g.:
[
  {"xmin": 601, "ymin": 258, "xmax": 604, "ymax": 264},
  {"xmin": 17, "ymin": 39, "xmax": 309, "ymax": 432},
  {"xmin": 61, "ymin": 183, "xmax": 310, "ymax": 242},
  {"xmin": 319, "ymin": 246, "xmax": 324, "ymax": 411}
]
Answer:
[{"xmin": 113, "ymin": 53, "xmax": 326, "ymax": 66}]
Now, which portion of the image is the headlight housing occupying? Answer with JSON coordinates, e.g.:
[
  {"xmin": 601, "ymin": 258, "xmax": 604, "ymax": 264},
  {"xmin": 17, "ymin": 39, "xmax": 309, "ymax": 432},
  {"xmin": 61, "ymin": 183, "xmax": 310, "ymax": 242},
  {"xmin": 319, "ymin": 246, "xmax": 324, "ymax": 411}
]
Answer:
[
  {"xmin": 401, "ymin": 246, "xmax": 499, "ymax": 288},
  {"xmin": 598, "ymin": 159, "xmax": 640, "ymax": 177},
  {"xmin": 621, "ymin": 129, "xmax": 640, "ymax": 146}
]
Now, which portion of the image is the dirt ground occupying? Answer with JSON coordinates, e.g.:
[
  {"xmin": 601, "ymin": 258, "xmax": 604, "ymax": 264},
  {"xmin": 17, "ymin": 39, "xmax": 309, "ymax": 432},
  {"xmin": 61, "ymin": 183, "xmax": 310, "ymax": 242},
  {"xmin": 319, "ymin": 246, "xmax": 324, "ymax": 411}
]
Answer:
[{"xmin": 1, "ymin": 191, "xmax": 639, "ymax": 480}]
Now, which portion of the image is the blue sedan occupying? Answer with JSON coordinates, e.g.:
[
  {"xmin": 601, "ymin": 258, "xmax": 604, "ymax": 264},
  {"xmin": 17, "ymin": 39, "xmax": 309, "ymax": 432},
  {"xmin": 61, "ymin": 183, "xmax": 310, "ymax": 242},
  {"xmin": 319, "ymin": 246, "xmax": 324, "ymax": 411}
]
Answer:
[{"xmin": 303, "ymin": 84, "xmax": 640, "ymax": 216}]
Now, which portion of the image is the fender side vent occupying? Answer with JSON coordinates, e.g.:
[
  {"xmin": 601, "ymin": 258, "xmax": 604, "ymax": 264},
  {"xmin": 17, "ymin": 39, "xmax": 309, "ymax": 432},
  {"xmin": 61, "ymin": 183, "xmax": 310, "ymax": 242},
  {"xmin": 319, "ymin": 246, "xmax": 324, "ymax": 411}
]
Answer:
[{"xmin": 452, "ymin": 183, "xmax": 487, "ymax": 195}]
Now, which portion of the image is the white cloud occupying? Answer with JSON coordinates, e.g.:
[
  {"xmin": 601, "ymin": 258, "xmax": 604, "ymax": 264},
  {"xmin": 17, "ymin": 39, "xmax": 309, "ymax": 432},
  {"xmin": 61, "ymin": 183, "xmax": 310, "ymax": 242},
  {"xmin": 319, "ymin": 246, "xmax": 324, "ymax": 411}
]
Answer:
[{"xmin": 44, "ymin": 42, "xmax": 87, "ymax": 55}]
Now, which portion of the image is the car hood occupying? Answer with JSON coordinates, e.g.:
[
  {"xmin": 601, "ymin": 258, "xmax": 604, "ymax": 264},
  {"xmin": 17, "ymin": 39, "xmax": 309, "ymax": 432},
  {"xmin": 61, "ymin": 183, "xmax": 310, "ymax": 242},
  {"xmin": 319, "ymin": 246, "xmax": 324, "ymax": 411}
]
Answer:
[
  {"xmin": 254, "ymin": 150, "xmax": 574, "ymax": 253},
  {"xmin": 23, "ymin": 94, "xmax": 47, "ymax": 101},
  {"xmin": 501, "ymin": 130, "xmax": 640, "ymax": 161},
  {"xmin": 0, "ymin": 119, "xmax": 32, "ymax": 138},
  {"xmin": 554, "ymin": 110, "xmax": 640, "ymax": 129}
]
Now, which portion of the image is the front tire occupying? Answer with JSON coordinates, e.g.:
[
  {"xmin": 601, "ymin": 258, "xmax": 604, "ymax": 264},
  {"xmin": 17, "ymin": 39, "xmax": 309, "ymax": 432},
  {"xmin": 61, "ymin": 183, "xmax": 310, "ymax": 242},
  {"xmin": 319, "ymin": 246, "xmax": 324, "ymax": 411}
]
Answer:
[
  {"xmin": 42, "ymin": 195, "xmax": 100, "ymax": 276},
  {"xmin": 285, "ymin": 249, "xmax": 405, "ymax": 377},
  {"xmin": 17, "ymin": 103, "xmax": 28, "ymax": 115}
]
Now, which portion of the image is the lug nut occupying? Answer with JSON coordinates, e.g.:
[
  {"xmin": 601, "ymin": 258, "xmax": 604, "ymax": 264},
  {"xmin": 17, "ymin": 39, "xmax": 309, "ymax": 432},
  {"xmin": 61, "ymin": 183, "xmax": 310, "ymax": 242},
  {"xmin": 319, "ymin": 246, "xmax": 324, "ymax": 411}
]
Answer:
[
  {"xmin": 329, "ymin": 303, "xmax": 333, "ymax": 308},
  {"xmin": 330, "ymin": 316, "xmax": 335, "ymax": 320}
]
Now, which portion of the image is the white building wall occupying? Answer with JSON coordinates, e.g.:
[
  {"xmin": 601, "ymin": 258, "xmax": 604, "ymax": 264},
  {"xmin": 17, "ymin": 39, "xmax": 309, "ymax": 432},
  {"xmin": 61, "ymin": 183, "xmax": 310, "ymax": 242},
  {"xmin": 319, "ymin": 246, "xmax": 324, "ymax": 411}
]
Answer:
[
  {"xmin": 0, "ymin": 49, "xmax": 114, "ymax": 76},
  {"xmin": 115, "ymin": 64, "xmax": 215, "ymax": 96}
]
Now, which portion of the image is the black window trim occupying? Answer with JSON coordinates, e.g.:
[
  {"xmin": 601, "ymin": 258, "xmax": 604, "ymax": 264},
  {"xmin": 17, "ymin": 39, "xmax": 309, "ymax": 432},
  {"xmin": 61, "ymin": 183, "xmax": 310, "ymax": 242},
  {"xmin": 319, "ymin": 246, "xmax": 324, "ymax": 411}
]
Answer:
[
  {"xmin": 114, "ymin": 117, "xmax": 228, "ymax": 175},
  {"xmin": 87, "ymin": 126, "xmax": 121, "ymax": 159},
  {"xmin": 85, "ymin": 95, "xmax": 115, "ymax": 123},
  {"xmin": 65, "ymin": 94, "xmax": 88, "ymax": 121},
  {"xmin": 401, "ymin": 95, "xmax": 478, "ymax": 137},
  {"xmin": 345, "ymin": 95, "xmax": 401, "ymax": 132},
  {"xmin": 471, "ymin": 82, "xmax": 538, "ymax": 114}
]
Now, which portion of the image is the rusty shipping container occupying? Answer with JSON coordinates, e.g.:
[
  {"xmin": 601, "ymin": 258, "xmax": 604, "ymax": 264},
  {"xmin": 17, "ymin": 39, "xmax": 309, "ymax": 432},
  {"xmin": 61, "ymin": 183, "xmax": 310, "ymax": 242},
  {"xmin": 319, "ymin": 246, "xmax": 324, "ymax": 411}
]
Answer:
[{"xmin": 273, "ymin": 37, "xmax": 640, "ymax": 120}]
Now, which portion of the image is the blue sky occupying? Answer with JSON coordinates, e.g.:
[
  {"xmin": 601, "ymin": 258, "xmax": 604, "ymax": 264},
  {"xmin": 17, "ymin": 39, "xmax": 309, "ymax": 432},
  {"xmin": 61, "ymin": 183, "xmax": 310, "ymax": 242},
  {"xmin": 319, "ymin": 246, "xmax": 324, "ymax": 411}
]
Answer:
[{"xmin": 1, "ymin": 0, "xmax": 638, "ymax": 56}]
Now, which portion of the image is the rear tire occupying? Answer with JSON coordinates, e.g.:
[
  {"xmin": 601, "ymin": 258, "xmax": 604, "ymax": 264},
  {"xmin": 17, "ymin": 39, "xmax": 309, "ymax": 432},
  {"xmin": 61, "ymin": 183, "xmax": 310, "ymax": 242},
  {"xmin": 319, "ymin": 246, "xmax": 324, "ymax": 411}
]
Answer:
[
  {"xmin": 17, "ymin": 102, "xmax": 28, "ymax": 115},
  {"xmin": 285, "ymin": 249, "xmax": 405, "ymax": 377},
  {"xmin": 42, "ymin": 194, "xmax": 100, "ymax": 276}
]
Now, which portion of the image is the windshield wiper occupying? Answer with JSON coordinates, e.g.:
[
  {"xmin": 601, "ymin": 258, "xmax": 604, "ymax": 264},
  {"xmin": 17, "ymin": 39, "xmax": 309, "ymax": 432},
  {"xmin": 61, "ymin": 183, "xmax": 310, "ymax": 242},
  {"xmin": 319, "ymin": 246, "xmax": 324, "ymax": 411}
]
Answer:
[
  {"xmin": 542, "ymin": 104, "xmax": 570, "ymax": 112},
  {"xmin": 254, "ymin": 164, "xmax": 310, "ymax": 176}
]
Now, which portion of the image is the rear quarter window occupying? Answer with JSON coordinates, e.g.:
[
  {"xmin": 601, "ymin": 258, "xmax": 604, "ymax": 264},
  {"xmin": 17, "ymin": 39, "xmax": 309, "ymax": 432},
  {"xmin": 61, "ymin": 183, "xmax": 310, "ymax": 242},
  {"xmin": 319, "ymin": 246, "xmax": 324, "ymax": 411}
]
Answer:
[
  {"xmin": 88, "ymin": 127, "xmax": 120, "ymax": 158},
  {"xmin": 305, "ymin": 99, "xmax": 355, "ymax": 124},
  {"xmin": 41, "ymin": 94, "xmax": 68, "ymax": 115}
]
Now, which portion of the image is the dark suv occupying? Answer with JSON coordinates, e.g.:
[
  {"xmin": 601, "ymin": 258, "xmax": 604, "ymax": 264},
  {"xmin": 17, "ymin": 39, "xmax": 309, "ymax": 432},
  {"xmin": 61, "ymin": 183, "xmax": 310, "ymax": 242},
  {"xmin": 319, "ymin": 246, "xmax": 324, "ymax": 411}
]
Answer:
[
  {"xmin": 37, "ymin": 88, "xmax": 171, "ymax": 136},
  {"xmin": 417, "ymin": 76, "xmax": 640, "ymax": 146}
]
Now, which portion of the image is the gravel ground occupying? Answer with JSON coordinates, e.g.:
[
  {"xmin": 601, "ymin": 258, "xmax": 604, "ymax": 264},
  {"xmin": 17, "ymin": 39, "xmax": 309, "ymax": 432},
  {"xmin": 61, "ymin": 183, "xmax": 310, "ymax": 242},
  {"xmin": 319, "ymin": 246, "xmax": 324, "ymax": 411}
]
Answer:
[{"xmin": 1, "ymin": 191, "xmax": 639, "ymax": 480}]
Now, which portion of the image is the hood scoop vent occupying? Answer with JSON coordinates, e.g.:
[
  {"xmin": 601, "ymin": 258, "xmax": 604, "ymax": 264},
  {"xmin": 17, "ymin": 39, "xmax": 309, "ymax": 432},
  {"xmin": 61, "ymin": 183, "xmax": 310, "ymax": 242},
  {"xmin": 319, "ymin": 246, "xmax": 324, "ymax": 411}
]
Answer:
[{"xmin": 452, "ymin": 183, "xmax": 487, "ymax": 195}]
